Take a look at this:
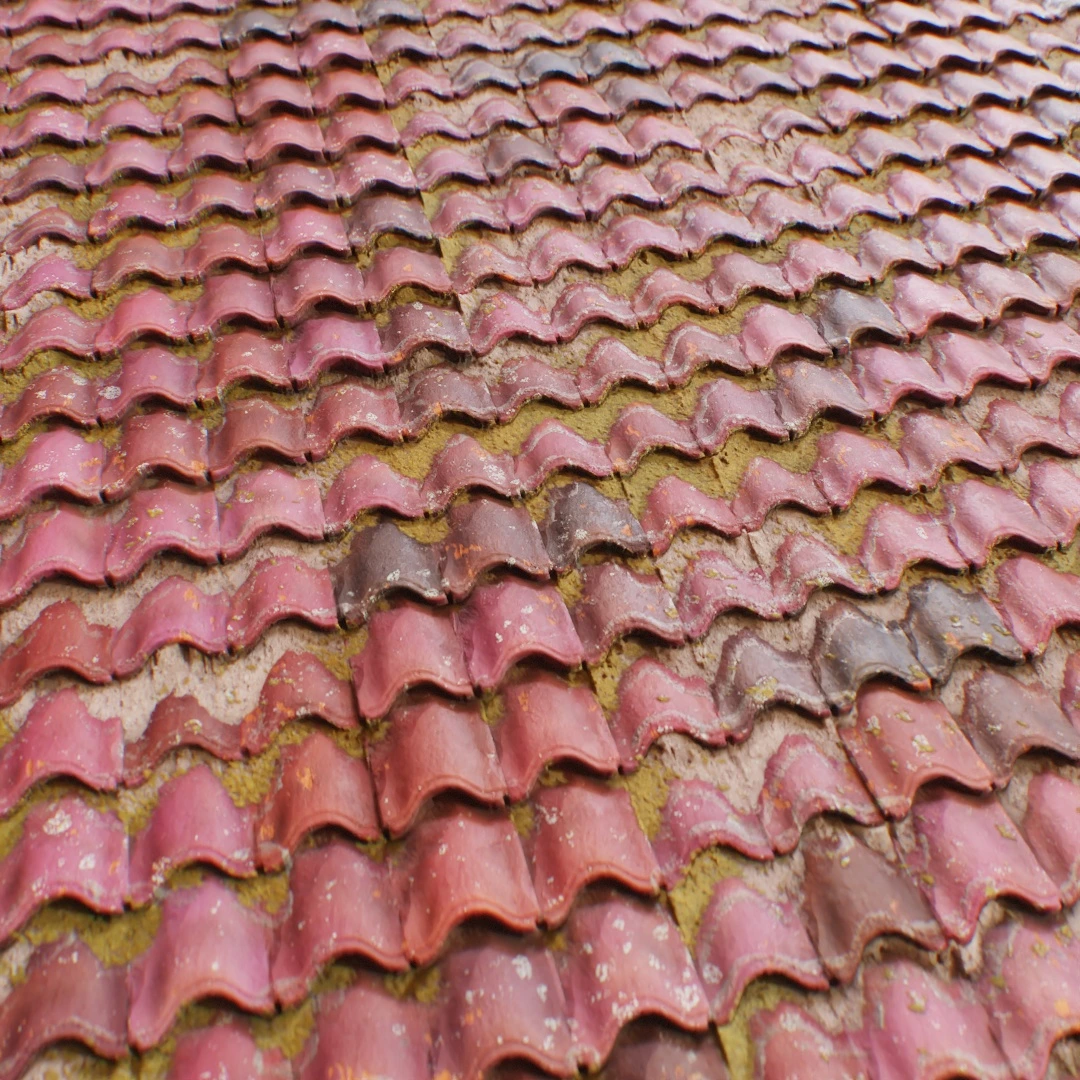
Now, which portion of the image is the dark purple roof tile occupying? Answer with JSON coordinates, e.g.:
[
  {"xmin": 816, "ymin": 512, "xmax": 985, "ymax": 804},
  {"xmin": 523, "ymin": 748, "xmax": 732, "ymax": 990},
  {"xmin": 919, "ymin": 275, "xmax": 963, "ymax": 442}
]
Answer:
[
  {"xmin": 801, "ymin": 825, "xmax": 945, "ymax": 981},
  {"xmin": 811, "ymin": 600, "xmax": 930, "ymax": 710},
  {"xmin": 961, "ymin": 667, "xmax": 1080, "ymax": 784}
]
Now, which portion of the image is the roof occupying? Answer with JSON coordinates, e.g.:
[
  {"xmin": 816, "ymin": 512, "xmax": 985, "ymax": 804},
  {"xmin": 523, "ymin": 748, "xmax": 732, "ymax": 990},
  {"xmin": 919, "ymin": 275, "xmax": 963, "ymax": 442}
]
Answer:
[{"xmin": 0, "ymin": 0, "xmax": 1079, "ymax": 1075}]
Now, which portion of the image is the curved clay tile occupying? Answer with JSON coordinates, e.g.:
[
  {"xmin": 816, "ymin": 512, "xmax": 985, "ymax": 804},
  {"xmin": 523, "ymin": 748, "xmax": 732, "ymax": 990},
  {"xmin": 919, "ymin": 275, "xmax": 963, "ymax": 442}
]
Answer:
[
  {"xmin": 652, "ymin": 778, "xmax": 771, "ymax": 887},
  {"xmin": 494, "ymin": 671, "xmax": 618, "ymax": 801},
  {"xmin": 557, "ymin": 891, "xmax": 708, "ymax": 1068},
  {"xmin": 525, "ymin": 777, "xmax": 660, "ymax": 924},
  {"xmin": 0, "ymin": 689, "xmax": 122, "ymax": 812},
  {"xmin": 1021, "ymin": 771, "xmax": 1080, "ymax": 905},
  {"xmin": 802, "ymin": 824, "xmax": 946, "ymax": 983},
  {"xmin": 272, "ymin": 842, "xmax": 405, "ymax": 1007},
  {"xmin": 125, "ymin": 693, "xmax": 242, "ymax": 786},
  {"xmin": 696, "ymin": 878, "xmax": 828, "ymax": 1024},
  {"xmin": 128, "ymin": 765, "xmax": 255, "ymax": 905},
  {"xmin": 959, "ymin": 668, "xmax": 1080, "ymax": 785},
  {"xmin": 862, "ymin": 960, "xmax": 1012, "ymax": 1080},
  {"xmin": 758, "ymin": 733, "xmax": 881, "ymax": 854},
  {"xmin": 713, "ymin": 628, "xmax": 829, "ymax": 740},
  {"xmin": 350, "ymin": 602, "xmax": 472, "ymax": 719},
  {"xmin": 902, "ymin": 787, "xmax": 1059, "ymax": 942},
  {"xmin": 572, "ymin": 561, "xmax": 685, "ymax": 662},
  {"xmin": 398, "ymin": 805, "xmax": 540, "ymax": 965},
  {"xmin": 370, "ymin": 696, "xmax": 505, "ymax": 835},
  {"xmin": 810, "ymin": 600, "xmax": 930, "ymax": 711},
  {"xmin": 0, "ymin": 936, "xmax": 127, "ymax": 1080},
  {"xmin": 256, "ymin": 732, "xmax": 379, "ymax": 870},
  {"xmin": 901, "ymin": 577, "xmax": 1022, "ymax": 682},
  {"xmin": 540, "ymin": 481, "xmax": 649, "ymax": 573},
  {"xmin": 440, "ymin": 496, "xmax": 551, "ymax": 600},
  {"xmin": 432, "ymin": 936, "xmax": 575, "ymax": 1079},
  {"xmin": 979, "ymin": 913, "xmax": 1080, "ymax": 1080},
  {"xmin": 296, "ymin": 978, "xmax": 429, "ymax": 1080},
  {"xmin": 609, "ymin": 657, "xmax": 725, "ymax": 767},
  {"xmin": 110, "ymin": 578, "xmax": 229, "ymax": 679},
  {"xmin": 0, "ymin": 796, "xmax": 127, "ymax": 942},
  {"xmin": 332, "ymin": 520, "xmax": 445, "ymax": 626},
  {"xmin": 0, "ymin": 601, "xmax": 113, "ymax": 707},
  {"xmin": 166, "ymin": 1023, "xmax": 291, "ymax": 1080},
  {"xmin": 841, "ymin": 682, "xmax": 993, "ymax": 819},
  {"xmin": 240, "ymin": 649, "xmax": 359, "ymax": 755},
  {"xmin": 127, "ymin": 879, "xmax": 274, "ymax": 1051},
  {"xmin": 749, "ymin": 1002, "xmax": 867, "ymax": 1080},
  {"xmin": 455, "ymin": 577, "xmax": 583, "ymax": 689}
]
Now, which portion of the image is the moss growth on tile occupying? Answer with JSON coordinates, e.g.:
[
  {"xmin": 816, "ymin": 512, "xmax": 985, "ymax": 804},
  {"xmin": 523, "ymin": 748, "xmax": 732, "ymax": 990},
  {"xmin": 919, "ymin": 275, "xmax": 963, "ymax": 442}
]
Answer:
[
  {"xmin": 587, "ymin": 636, "xmax": 643, "ymax": 712},
  {"xmin": 21, "ymin": 901, "xmax": 162, "ymax": 967},
  {"xmin": 396, "ymin": 512, "xmax": 450, "ymax": 543},
  {"xmin": 384, "ymin": 963, "xmax": 441, "ymax": 1004},
  {"xmin": 717, "ymin": 978, "xmax": 808, "ymax": 1080},
  {"xmin": 612, "ymin": 754, "xmax": 671, "ymax": 841},
  {"xmin": 234, "ymin": 868, "xmax": 290, "ymax": 915},
  {"xmin": 509, "ymin": 800, "xmax": 535, "ymax": 838}
]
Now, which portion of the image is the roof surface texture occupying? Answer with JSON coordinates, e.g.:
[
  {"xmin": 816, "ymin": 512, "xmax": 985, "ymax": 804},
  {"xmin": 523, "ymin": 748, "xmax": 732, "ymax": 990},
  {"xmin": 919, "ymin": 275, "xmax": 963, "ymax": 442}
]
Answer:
[{"xmin": 0, "ymin": 0, "xmax": 1080, "ymax": 1076}]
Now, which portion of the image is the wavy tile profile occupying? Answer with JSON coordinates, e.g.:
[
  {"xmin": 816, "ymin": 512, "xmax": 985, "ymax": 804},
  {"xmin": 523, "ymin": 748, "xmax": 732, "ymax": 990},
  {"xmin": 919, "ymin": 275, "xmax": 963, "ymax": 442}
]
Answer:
[{"xmin": 4, "ymin": 0, "xmax": 1080, "ymax": 1076}]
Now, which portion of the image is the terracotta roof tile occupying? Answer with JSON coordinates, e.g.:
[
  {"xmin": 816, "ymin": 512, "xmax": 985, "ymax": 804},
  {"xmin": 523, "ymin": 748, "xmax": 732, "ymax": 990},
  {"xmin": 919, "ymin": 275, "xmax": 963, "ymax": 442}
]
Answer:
[{"xmin": 7, "ymin": 0, "xmax": 1080, "ymax": 1071}]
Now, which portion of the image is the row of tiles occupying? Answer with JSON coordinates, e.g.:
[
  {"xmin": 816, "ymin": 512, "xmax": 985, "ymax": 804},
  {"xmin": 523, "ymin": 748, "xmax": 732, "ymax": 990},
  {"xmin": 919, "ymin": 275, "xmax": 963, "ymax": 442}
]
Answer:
[
  {"xmin": 0, "ymin": 8, "xmax": 977, "ymax": 88},
  {"xmin": 0, "ymin": 881, "xmax": 713, "ymax": 1068},
  {"xmin": 0, "ymin": 535, "xmax": 1068, "ymax": 717},
  {"xmin": 0, "ymin": 294, "xmax": 1074, "ymax": 455},
  {"xmin": 0, "ymin": 14, "xmax": 1070, "ymax": 135},
  {"xmin": 4, "ymin": 50, "xmax": 1078, "ymax": 204},
  {"xmin": 746, "ymin": 920, "xmax": 1080, "ymax": 1080},
  {"xmin": 0, "ymin": 0, "xmax": 863, "ymax": 41},
  {"xmin": 11, "ymin": 163, "xmax": 1080, "ymax": 319},
  {"xmin": 0, "ymin": 569, "xmax": 1057, "ymax": 811},
  {"xmin": 8, "ymin": 73, "xmax": 1076, "ymax": 233},
  {"xmin": 13, "ymin": 145, "xmax": 1080, "ymax": 289},
  {"xmin": 0, "ymin": 571, "xmax": 1051, "ymax": 795},
  {"xmin": 0, "ymin": 2, "xmax": 1067, "ymax": 119},
  {"xmin": 6, "ymin": 627, "xmax": 1078, "ymax": 919},
  {"xmin": 3, "ymin": 5, "xmax": 1070, "ymax": 89},
  {"xmin": 2, "ymin": 730, "xmax": 1079, "ymax": 1060},
  {"xmin": 0, "ymin": 324, "xmax": 1071, "ymax": 543},
  {"xmin": 3, "ymin": 379, "xmax": 1079, "ymax": 602},
  {"xmin": 1, "ymin": 718, "xmax": 1077, "ymax": 1022},
  {"xmin": 5, "ymin": 38, "xmax": 1076, "ymax": 174},
  {"xmin": 35, "ymin": 928, "xmax": 1078, "ymax": 1080},
  {"xmin": 7, "ymin": 134, "xmax": 1080, "ymax": 271},
  {"xmin": 2, "ymin": 235, "xmax": 1075, "ymax": 374}
]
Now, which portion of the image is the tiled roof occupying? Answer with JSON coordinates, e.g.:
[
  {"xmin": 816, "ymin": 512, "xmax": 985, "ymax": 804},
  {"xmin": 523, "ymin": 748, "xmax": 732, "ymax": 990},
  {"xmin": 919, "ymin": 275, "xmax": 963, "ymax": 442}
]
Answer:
[{"xmin": 3, "ymin": 0, "xmax": 1080, "ymax": 1075}]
